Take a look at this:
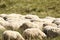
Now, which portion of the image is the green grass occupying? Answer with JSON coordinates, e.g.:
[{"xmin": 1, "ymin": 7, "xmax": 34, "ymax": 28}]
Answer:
[{"xmin": 0, "ymin": 0, "xmax": 60, "ymax": 17}]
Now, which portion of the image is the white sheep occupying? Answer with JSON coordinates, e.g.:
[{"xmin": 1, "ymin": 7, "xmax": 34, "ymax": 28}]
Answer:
[
  {"xmin": 0, "ymin": 17, "xmax": 10, "ymax": 27},
  {"xmin": 57, "ymin": 25, "xmax": 60, "ymax": 28},
  {"xmin": 44, "ymin": 26, "xmax": 60, "ymax": 37},
  {"xmin": 5, "ymin": 13, "xmax": 23, "ymax": 21},
  {"xmin": 43, "ymin": 23, "xmax": 57, "ymax": 27},
  {"xmin": 45, "ymin": 16, "xmax": 55, "ymax": 20},
  {"xmin": 53, "ymin": 18, "xmax": 60, "ymax": 25},
  {"xmin": 24, "ymin": 14, "xmax": 40, "ymax": 20},
  {"xmin": 0, "ymin": 14, "xmax": 8, "ymax": 20},
  {"xmin": 0, "ymin": 25, "xmax": 6, "ymax": 31},
  {"xmin": 8, "ymin": 19, "xmax": 30, "ymax": 30},
  {"xmin": 7, "ymin": 13, "xmax": 22, "ymax": 18},
  {"xmin": 23, "ymin": 28, "xmax": 47, "ymax": 40},
  {"xmin": 2, "ymin": 30, "xmax": 25, "ymax": 40},
  {"xmin": 20, "ymin": 21, "xmax": 44, "ymax": 32},
  {"xmin": 31, "ymin": 21, "xmax": 44, "ymax": 30},
  {"xmin": 42, "ymin": 18, "xmax": 54, "ymax": 24},
  {"xmin": 0, "ymin": 14, "xmax": 8, "ymax": 18},
  {"xmin": 4, "ymin": 15, "xmax": 30, "ymax": 30},
  {"xmin": 6, "ymin": 20, "xmax": 25, "ymax": 30}
]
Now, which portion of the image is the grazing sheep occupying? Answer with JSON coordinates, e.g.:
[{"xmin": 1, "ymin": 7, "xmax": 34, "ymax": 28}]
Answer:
[
  {"xmin": 0, "ymin": 14, "xmax": 7, "ymax": 17},
  {"xmin": 3, "ymin": 30, "xmax": 25, "ymax": 40},
  {"xmin": 44, "ymin": 26, "xmax": 60, "ymax": 37},
  {"xmin": 30, "ymin": 18, "xmax": 43, "ymax": 22},
  {"xmin": 7, "ymin": 13, "xmax": 22, "ymax": 18},
  {"xmin": 31, "ymin": 21, "xmax": 44, "ymax": 30},
  {"xmin": 0, "ymin": 25, "xmax": 6, "ymax": 31},
  {"xmin": 42, "ymin": 18, "xmax": 54, "ymax": 24},
  {"xmin": 23, "ymin": 28, "xmax": 47, "ymax": 40},
  {"xmin": 0, "ymin": 14, "xmax": 8, "ymax": 20},
  {"xmin": 8, "ymin": 19, "xmax": 30, "ymax": 30},
  {"xmin": 24, "ymin": 14, "xmax": 40, "ymax": 20},
  {"xmin": 0, "ymin": 17, "xmax": 10, "ymax": 27},
  {"xmin": 0, "ymin": 17, "xmax": 5, "ymax": 21},
  {"xmin": 45, "ymin": 16, "xmax": 55, "ymax": 20},
  {"xmin": 43, "ymin": 23, "xmax": 57, "ymax": 27},
  {"xmin": 4, "ymin": 15, "xmax": 30, "ymax": 30},
  {"xmin": 5, "ymin": 13, "xmax": 23, "ymax": 21},
  {"xmin": 57, "ymin": 25, "xmax": 60, "ymax": 28},
  {"xmin": 20, "ymin": 21, "xmax": 44, "ymax": 33},
  {"xmin": 0, "ymin": 21, "xmax": 10, "ymax": 28},
  {"xmin": 7, "ymin": 20, "xmax": 26, "ymax": 30},
  {"xmin": 53, "ymin": 18, "xmax": 60, "ymax": 25}
]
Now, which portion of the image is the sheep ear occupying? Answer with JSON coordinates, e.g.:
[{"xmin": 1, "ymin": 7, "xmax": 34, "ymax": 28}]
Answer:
[
  {"xmin": 52, "ymin": 20, "xmax": 55, "ymax": 23},
  {"xmin": 43, "ymin": 24, "xmax": 47, "ymax": 27},
  {"xmin": 3, "ymin": 17, "xmax": 7, "ymax": 20}
]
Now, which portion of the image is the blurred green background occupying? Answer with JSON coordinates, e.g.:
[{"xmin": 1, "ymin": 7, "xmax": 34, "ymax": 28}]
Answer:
[
  {"xmin": 0, "ymin": 0, "xmax": 60, "ymax": 40},
  {"xmin": 0, "ymin": 0, "xmax": 60, "ymax": 17}
]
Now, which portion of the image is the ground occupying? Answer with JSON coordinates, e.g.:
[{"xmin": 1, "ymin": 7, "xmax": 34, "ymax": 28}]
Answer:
[{"xmin": 0, "ymin": 0, "xmax": 60, "ymax": 17}]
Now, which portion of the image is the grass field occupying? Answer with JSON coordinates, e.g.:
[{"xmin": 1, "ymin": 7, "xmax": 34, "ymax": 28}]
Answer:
[
  {"xmin": 0, "ymin": 0, "xmax": 60, "ymax": 40},
  {"xmin": 0, "ymin": 0, "xmax": 60, "ymax": 17}
]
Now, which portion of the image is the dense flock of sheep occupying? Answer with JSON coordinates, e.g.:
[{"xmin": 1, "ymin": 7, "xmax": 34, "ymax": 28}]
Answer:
[{"xmin": 0, "ymin": 13, "xmax": 60, "ymax": 40}]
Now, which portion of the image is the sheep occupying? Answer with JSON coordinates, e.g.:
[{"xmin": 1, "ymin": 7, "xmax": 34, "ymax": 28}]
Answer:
[
  {"xmin": 4, "ymin": 14, "xmax": 30, "ymax": 30},
  {"xmin": 2, "ymin": 30, "xmax": 25, "ymax": 40},
  {"xmin": 45, "ymin": 16, "xmax": 55, "ymax": 20},
  {"xmin": 0, "ymin": 17, "xmax": 10, "ymax": 28},
  {"xmin": 53, "ymin": 18, "xmax": 60, "ymax": 25},
  {"xmin": 5, "ymin": 13, "xmax": 24, "ymax": 21},
  {"xmin": 7, "ymin": 19, "xmax": 30, "ymax": 30},
  {"xmin": 0, "ymin": 14, "xmax": 8, "ymax": 20},
  {"xmin": 7, "ymin": 13, "xmax": 22, "ymax": 18},
  {"xmin": 57, "ymin": 24, "xmax": 60, "ymax": 28},
  {"xmin": 43, "ymin": 26, "xmax": 60, "ymax": 37},
  {"xmin": 0, "ymin": 25, "xmax": 6, "ymax": 31},
  {"xmin": 0, "ymin": 17, "xmax": 5, "ymax": 21},
  {"xmin": 7, "ymin": 20, "xmax": 26, "ymax": 30},
  {"xmin": 31, "ymin": 21, "xmax": 44, "ymax": 30},
  {"xmin": 23, "ymin": 28, "xmax": 47, "ymax": 40},
  {"xmin": 20, "ymin": 21, "xmax": 44, "ymax": 33},
  {"xmin": 43, "ymin": 23, "xmax": 57, "ymax": 27},
  {"xmin": 31, "ymin": 19, "xmax": 57, "ymax": 28},
  {"xmin": 0, "ymin": 21, "xmax": 10, "ymax": 28},
  {"xmin": 30, "ymin": 17, "xmax": 43, "ymax": 22},
  {"xmin": 0, "ymin": 13, "xmax": 23, "ymax": 21},
  {"xmin": 38, "ymin": 16, "xmax": 56, "ymax": 24},
  {"xmin": 42, "ymin": 18, "xmax": 54, "ymax": 24},
  {"xmin": 24, "ymin": 14, "xmax": 40, "ymax": 20},
  {"xmin": 0, "ymin": 14, "xmax": 7, "ymax": 17}
]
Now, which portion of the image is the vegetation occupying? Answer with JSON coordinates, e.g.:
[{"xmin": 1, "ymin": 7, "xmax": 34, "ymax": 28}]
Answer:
[{"xmin": 0, "ymin": 0, "xmax": 60, "ymax": 17}]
